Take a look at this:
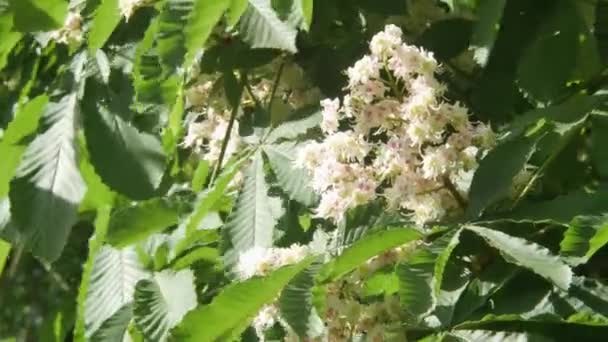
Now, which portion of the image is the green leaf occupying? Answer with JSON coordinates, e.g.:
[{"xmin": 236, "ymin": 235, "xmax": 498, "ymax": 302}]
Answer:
[
  {"xmin": 560, "ymin": 216, "xmax": 608, "ymax": 266},
  {"xmin": 9, "ymin": 94, "xmax": 85, "ymax": 262},
  {"xmin": 184, "ymin": 0, "xmax": 231, "ymax": 66},
  {"xmin": 300, "ymin": 0, "xmax": 313, "ymax": 29},
  {"xmin": 505, "ymin": 188, "xmax": 608, "ymax": 224},
  {"xmin": 0, "ymin": 95, "xmax": 48, "ymax": 198},
  {"xmin": 467, "ymin": 226, "xmax": 573, "ymax": 290},
  {"xmin": 224, "ymin": 151, "xmax": 283, "ymax": 263},
  {"xmin": 319, "ymin": 227, "xmax": 422, "ymax": 283},
  {"xmin": 227, "ymin": 0, "xmax": 248, "ymax": 27},
  {"xmin": 171, "ymin": 258, "xmax": 313, "ymax": 341},
  {"xmin": 469, "ymin": 0, "xmax": 507, "ymax": 66},
  {"xmin": 467, "ymin": 134, "xmax": 539, "ymax": 218},
  {"xmin": 82, "ymin": 80, "xmax": 167, "ymax": 200},
  {"xmin": 84, "ymin": 245, "xmax": 149, "ymax": 338},
  {"xmin": 266, "ymin": 109, "xmax": 321, "ymax": 143},
  {"xmin": 106, "ymin": 199, "xmax": 179, "ymax": 248},
  {"xmin": 0, "ymin": 14, "xmax": 22, "ymax": 71},
  {"xmin": 239, "ymin": 0, "xmax": 299, "ymax": 52},
  {"xmin": 9, "ymin": 0, "xmax": 67, "ymax": 32},
  {"xmin": 157, "ymin": 0, "xmax": 192, "ymax": 70},
  {"xmin": 90, "ymin": 304, "xmax": 133, "ymax": 342},
  {"xmin": 448, "ymin": 329, "xmax": 552, "ymax": 341},
  {"xmin": 134, "ymin": 270, "xmax": 197, "ymax": 341},
  {"xmin": 263, "ymin": 142, "xmax": 317, "ymax": 206},
  {"xmin": 0, "ymin": 238, "xmax": 9, "ymax": 276},
  {"xmin": 171, "ymin": 246, "xmax": 219, "ymax": 270},
  {"xmin": 278, "ymin": 263, "xmax": 324, "ymax": 338},
  {"xmin": 191, "ymin": 160, "xmax": 210, "ymax": 193},
  {"xmin": 417, "ymin": 18, "xmax": 473, "ymax": 60},
  {"xmin": 517, "ymin": 0, "xmax": 601, "ymax": 102},
  {"xmin": 363, "ymin": 271, "xmax": 399, "ymax": 297},
  {"xmin": 88, "ymin": 0, "xmax": 121, "ymax": 51},
  {"xmin": 590, "ymin": 114, "xmax": 608, "ymax": 179},
  {"xmin": 74, "ymin": 206, "xmax": 112, "ymax": 342}
]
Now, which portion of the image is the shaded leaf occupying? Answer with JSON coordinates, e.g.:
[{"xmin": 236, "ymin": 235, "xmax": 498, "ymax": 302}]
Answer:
[
  {"xmin": 9, "ymin": 0, "xmax": 67, "ymax": 32},
  {"xmin": 239, "ymin": 0, "xmax": 299, "ymax": 52},
  {"xmin": 88, "ymin": 0, "xmax": 122, "ymax": 51},
  {"xmin": 184, "ymin": 0, "xmax": 231, "ymax": 66},
  {"xmin": 89, "ymin": 304, "xmax": 133, "ymax": 342},
  {"xmin": 469, "ymin": 0, "xmax": 507, "ymax": 66},
  {"xmin": 560, "ymin": 216, "xmax": 608, "ymax": 266}
]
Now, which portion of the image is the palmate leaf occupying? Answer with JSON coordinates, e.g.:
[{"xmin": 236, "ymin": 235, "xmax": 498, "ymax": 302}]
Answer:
[
  {"xmin": 265, "ymin": 109, "xmax": 321, "ymax": 143},
  {"xmin": 9, "ymin": 94, "xmax": 86, "ymax": 262},
  {"xmin": 171, "ymin": 258, "xmax": 313, "ymax": 341},
  {"xmin": 239, "ymin": 0, "xmax": 299, "ymax": 53},
  {"xmin": 84, "ymin": 245, "xmax": 149, "ymax": 338},
  {"xmin": 82, "ymin": 80, "xmax": 166, "ymax": 200},
  {"xmin": 105, "ymin": 199, "xmax": 180, "ymax": 248},
  {"xmin": 263, "ymin": 142, "xmax": 317, "ymax": 206},
  {"xmin": 223, "ymin": 151, "xmax": 283, "ymax": 264},
  {"xmin": 318, "ymin": 227, "xmax": 422, "ymax": 283},
  {"xmin": 467, "ymin": 226, "xmax": 573, "ymax": 290},
  {"xmin": 133, "ymin": 270, "xmax": 197, "ymax": 342}
]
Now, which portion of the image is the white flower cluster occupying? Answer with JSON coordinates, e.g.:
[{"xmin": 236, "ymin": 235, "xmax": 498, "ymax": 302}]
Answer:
[
  {"xmin": 235, "ymin": 244, "xmax": 309, "ymax": 341},
  {"xmin": 182, "ymin": 81, "xmax": 241, "ymax": 166},
  {"xmin": 298, "ymin": 24, "xmax": 496, "ymax": 225},
  {"xmin": 235, "ymin": 244, "xmax": 309, "ymax": 280},
  {"xmin": 119, "ymin": 0, "xmax": 149, "ymax": 20},
  {"xmin": 50, "ymin": 12, "xmax": 83, "ymax": 45}
]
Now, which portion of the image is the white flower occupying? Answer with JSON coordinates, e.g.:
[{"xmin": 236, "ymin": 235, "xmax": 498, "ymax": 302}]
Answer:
[
  {"xmin": 474, "ymin": 122, "xmax": 497, "ymax": 149},
  {"xmin": 252, "ymin": 305, "xmax": 279, "ymax": 341},
  {"xmin": 347, "ymin": 55, "xmax": 381, "ymax": 87},
  {"xmin": 321, "ymin": 98, "xmax": 341, "ymax": 133},
  {"xmin": 325, "ymin": 131, "xmax": 368, "ymax": 162},
  {"xmin": 370, "ymin": 24, "xmax": 403, "ymax": 57},
  {"xmin": 234, "ymin": 244, "xmax": 309, "ymax": 280},
  {"xmin": 119, "ymin": 0, "xmax": 148, "ymax": 20},
  {"xmin": 50, "ymin": 12, "xmax": 83, "ymax": 45}
]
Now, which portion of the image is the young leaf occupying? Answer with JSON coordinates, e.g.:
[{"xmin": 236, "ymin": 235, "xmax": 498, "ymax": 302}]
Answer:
[
  {"xmin": 263, "ymin": 142, "xmax": 318, "ymax": 206},
  {"xmin": 239, "ymin": 0, "xmax": 299, "ymax": 52},
  {"xmin": 84, "ymin": 246, "xmax": 149, "ymax": 338},
  {"xmin": 467, "ymin": 226, "xmax": 573, "ymax": 290},
  {"xmin": 82, "ymin": 81, "xmax": 167, "ymax": 200},
  {"xmin": 171, "ymin": 259, "xmax": 313, "ymax": 341},
  {"xmin": 318, "ymin": 227, "xmax": 422, "ymax": 283},
  {"xmin": 105, "ymin": 199, "xmax": 180, "ymax": 248},
  {"xmin": 224, "ymin": 151, "xmax": 283, "ymax": 263},
  {"xmin": 134, "ymin": 270, "xmax": 197, "ymax": 341},
  {"xmin": 467, "ymin": 134, "xmax": 539, "ymax": 218},
  {"xmin": 9, "ymin": 94, "xmax": 86, "ymax": 262}
]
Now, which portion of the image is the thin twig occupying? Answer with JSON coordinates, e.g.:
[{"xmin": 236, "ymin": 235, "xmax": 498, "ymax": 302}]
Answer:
[
  {"xmin": 211, "ymin": 74, "xmax": 242, "ymax": 182},
  {"xmin": 267, "ymin": 60, "xmax": 286, "ymax": 115},
  {"xmin": 443, "ymin": 176, "xmax": 467, "ymax": 211}
]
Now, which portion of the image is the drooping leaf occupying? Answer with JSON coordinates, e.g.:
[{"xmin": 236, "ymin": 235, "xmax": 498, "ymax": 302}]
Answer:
[
  {"xmin": 279, "ymin": 263, "xmax": 324, "ymax": 339},
  {"xmin": 238, "ymin": 0, "xmax": 299, "ymax": 53},
  {"xmin": 560, "ymin": 216, "xmax": 608, "ymax": 266},
  {"xmin": 106, "ymin": 199, "xmax": 179, "ymax": 248},
  {"xmin": 88, "ymin": 0, "xmax": 122, "ymax": 51},
  {"xmin": 223, "ymin": 151, "xmax": 283, "ymax": 263},
  {"xmin": 84, "ymin": 245, "xmax": 149, "ymax": 338},
  {"xmin": 82, "ymin": 80, "xmax": 166, "ymax": 200},
  {"xmin": 467, "ymin": 134, "xmax": 539, "ymax": 218},
  {"xmin": 9, "ymin": 0, "xmax": 67, "ymax": 32},
  {"xmin": 171, "ymin": 259, "xmax": 313, "ymax": 341},
  {"xmin": 89, "ymin": 304, "xmax": 133, "ymax": 342},
  {"xmin": 467, "ymin": 226, "xmax": 573, "ymax": 290},
  {"xmin": 318, "ymin": 227, "xmax": 422, "ymax": 283},
  {"xmin": 134, "ymin": 270, "xmax": 197, "ymax": 341},
  {"xmin": 183, "ymin": 0, "xmax": 231, "ymax": 66},
  {"xmin": 263, "ymin": 142, "xmax": 318, "ymax": 206},
  {"xmin": 9, "ymin": 94, "xmax": 86, "ymax": 262}
]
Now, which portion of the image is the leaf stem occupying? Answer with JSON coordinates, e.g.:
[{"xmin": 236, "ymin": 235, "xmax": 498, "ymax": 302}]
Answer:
[
  {"xmin": 443, "ymin": 176, "xmax": 467, "ymax": 211},
  {"xmin": 267, "ymin": 60, "xmax": 286, "ymax": 115},
  {"xmin": 212, "ymin": 85, "xmax": 242, "ymax": 182}
]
